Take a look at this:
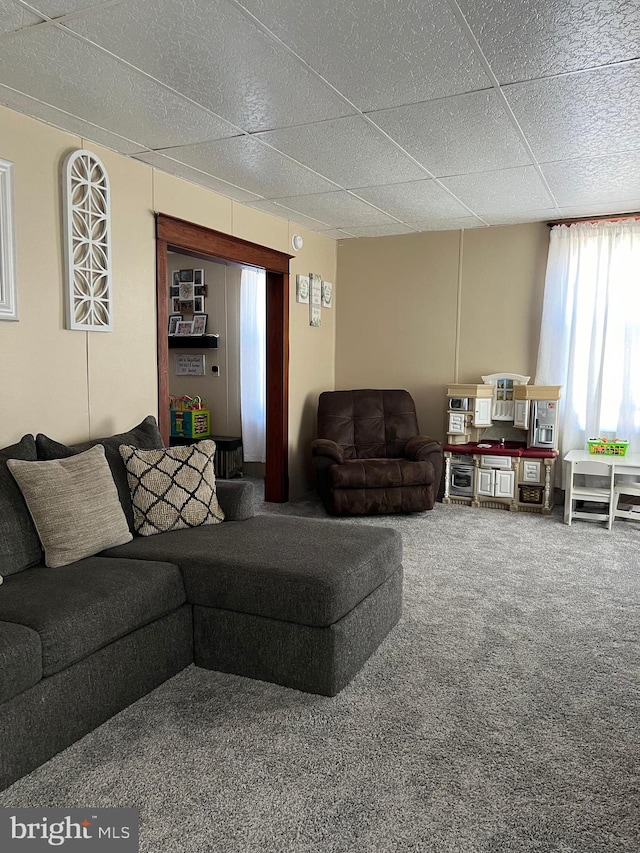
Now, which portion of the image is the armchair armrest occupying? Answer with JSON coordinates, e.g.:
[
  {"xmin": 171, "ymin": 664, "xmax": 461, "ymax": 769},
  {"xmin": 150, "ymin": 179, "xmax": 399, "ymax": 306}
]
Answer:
[
  {"xmin": 311, "ymin": 438, "xmax": 345, "ymax": 465},
  {"xmin": 404, "ymin": 435, "xmax": 442, "ymax": 462}
]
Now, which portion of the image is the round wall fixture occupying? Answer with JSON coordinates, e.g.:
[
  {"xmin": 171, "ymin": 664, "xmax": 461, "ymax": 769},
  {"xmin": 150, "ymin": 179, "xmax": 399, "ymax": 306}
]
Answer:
[{"xmin": 291, "ymin": 234, "xmax": 304, "ymax": 251}]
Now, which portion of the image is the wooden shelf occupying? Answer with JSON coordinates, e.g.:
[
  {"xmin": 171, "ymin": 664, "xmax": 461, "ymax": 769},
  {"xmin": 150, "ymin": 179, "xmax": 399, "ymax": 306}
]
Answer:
[{"xmin": 169, "ymin": 335, "xmax": 218, "ymax": 349}]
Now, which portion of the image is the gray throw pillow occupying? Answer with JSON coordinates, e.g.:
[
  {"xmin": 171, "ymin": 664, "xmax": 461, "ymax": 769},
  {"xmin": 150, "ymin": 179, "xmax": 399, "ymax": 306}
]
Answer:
[
  {"xmin": 7, "ymin": 445, "xmax": 132, "ymax": 568},
  {"xmin": 120, "ymin": 440, "xmax": 224, "ymax": 536},
  {"xmin": 0, "ymin": 435, "xmax": 43, "ymax": 578},
  {"xmin": 36, "ymin": 416, "xmax": 164, "ymax": 532}
]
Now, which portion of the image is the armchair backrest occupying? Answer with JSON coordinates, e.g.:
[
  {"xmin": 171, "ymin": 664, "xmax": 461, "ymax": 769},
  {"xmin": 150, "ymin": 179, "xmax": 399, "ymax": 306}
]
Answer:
[{"xmin": 317, "ymin": 389, "xmax": 420, "ymax": 459}]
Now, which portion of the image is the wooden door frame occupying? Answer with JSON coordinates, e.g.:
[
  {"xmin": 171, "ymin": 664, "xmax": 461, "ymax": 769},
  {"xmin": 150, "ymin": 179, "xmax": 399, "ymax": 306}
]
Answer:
[{"xmin": 155, "ymin": 213, "xmax": 292, "ymax": 502}]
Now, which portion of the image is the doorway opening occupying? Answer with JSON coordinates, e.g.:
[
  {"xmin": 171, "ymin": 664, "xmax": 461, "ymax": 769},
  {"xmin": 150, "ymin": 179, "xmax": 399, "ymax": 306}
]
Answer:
[{"xmin": 156, "ymin": 214, "xmax": 291, "ymax": 502}]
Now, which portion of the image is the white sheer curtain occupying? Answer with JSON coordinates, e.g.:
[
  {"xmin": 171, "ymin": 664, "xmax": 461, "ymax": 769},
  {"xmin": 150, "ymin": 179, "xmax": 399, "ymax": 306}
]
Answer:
[
  {"xmin": 240, "ymin": 267, "xmax": 266, "ymax": 463},
  {"xmin": 535, "ymin": 220, "xmax": 640, "ymax": 462}
]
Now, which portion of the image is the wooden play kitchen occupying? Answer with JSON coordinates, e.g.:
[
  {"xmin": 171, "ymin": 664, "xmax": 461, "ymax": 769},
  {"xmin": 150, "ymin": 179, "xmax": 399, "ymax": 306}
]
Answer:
[{"xmin": 443, "ymin": 373, "xmax": 561, "ymax": 514}]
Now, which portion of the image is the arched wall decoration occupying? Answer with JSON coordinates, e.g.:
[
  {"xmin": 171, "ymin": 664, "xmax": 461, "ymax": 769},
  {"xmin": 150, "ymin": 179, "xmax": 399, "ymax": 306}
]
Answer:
[{"xmin": 63, "ymin": 149, "xmax": 112, "ymax": 331}]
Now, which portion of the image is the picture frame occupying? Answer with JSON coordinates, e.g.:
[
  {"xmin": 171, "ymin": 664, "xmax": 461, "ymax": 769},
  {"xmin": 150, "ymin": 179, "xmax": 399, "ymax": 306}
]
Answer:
[
  {"xmin": 175, "ymin": 354, "xmax": 205, "ymax": 376},
  {"xmin": 191, "ymin": 313, "xmax": 208, "ymax": 335},
  {"xmin": 171, "ymin": 296, "xmax": 181, "ymax": 314},
  {"xmin": 179, "ymin": 281, "xmax": 194, "ymax": 300},
  {"xmin": 178, "ymin": 299, "xmax": 194, "ymax": 314},
  {"xmin": 179, "ymin": 269, "xmax": 194, "ymax": 282},
  {"xmin": 309, "ymin": 273, "xmax": 322, "ymax": 327},
  {"xmin": 194, "ymin": 295, "xmax": 205, "ymax": 313},
  {"xmin": 168, "ymin": 313, "xmax": 182, "ymax": 335},
  {"xmin": 175, "ymin": 319, "xmax": 194, "ymax": 336},
  {"xmin": 194, "ymin": 284, "xmax": 207, "ymax": 297},
  {"xmin": 170, "ymin": 284, "xmax": 179, "ymax": 298},
  {"xmin": 0, "ymin": 157, "xmax": 17, "ymax": 321},
  {"xmin": 321, "ymin": 280, "xmax": 333, "ymax": 309},
  {"xmin": 172, "ymin": 271, "xmax": 180, "ymax": 286},
  {"xmin": 194, "ymin": 269, "xmax": 204, "ymax": 286},
  {"xmin": 296, "ymin": 274, "xmax": 310, "ymax": 304}
]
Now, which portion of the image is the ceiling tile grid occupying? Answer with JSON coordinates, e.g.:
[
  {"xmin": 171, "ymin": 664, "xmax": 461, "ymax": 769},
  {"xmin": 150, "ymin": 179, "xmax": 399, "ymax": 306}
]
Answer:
[{"xmin": 0, "ymin": 0, "xmax": 638, "ymax": 237}]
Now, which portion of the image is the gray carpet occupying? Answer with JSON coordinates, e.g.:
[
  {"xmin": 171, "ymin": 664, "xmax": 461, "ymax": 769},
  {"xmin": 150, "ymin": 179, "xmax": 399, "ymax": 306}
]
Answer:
[{"xmin": 1, "ymin": 489, "xmax": 638, "ymax": 852}]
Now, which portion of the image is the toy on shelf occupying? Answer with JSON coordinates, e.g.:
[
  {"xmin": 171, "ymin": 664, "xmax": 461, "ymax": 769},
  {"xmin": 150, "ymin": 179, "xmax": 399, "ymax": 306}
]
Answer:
[
  {"xmin": 588, "ymin": 438, "xmax": 628, "ymax": 456},
  {"xmin": 169, "ymin": 395, "xmax": 210, "ymax": 439}
]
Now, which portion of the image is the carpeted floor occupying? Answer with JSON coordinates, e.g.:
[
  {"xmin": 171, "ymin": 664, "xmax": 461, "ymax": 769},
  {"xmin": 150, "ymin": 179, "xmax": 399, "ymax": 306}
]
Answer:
[{"xmin": 1, "ymin": 488, "xmax": 638, "ymax": 852}]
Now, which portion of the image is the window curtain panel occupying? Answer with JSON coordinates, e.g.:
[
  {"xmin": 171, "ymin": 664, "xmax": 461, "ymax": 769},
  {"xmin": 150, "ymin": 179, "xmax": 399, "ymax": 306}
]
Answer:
[
  {"xmin": 535, "ymin": 220, "xmax": 640, "ymax": 467},
  {"xmin": 240, "ymin": 267, "xmax": 266, "ymax": 463}
]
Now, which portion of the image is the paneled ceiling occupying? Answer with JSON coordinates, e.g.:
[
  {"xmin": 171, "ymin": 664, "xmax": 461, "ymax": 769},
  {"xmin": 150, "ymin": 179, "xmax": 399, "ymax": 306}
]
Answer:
[{"xmin": 1, "ymin": 0, "xmax": 639, "ymax": 239}]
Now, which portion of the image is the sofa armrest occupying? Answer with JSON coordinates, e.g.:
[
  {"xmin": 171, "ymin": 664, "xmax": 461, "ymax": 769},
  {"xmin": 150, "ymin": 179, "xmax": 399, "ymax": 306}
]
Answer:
[
  {"xmin": 404, "ymin": 435, "xmax": 442, "ymax": 462},
  {"xmin": 216, "ymin": 480, "xmax": 255, "ymax": 521},
  {"xmin": 311, "ymin": 439, "xmax": 345, "ymax": 465}
]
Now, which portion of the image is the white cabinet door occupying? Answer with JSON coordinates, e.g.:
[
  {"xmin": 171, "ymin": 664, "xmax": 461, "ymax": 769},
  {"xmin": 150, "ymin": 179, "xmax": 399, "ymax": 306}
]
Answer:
[
  {"xmin": 514, "ymin": 399, "xmax": 529, "ymax": 429},
  {"xmin": 477, "ymin": 468, "xmax": 495, "ymax": 497},
  {"xmin": 473, "ymin": 397, "xmax": 492, "ymax": 427},
  {"xmin": 448, "ymin": 413, "xmax": 466, "ymax": 434},
  {"xmin": 495, "ymin": 469, "xmax": 515, "ymax": 498}
]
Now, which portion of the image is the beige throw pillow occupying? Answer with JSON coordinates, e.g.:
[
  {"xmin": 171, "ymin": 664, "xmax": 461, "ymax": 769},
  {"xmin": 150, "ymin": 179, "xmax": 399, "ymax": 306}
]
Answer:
[
  {"xmin": 7, "ymin": 444, "xmax": 132, "ymax": 568},
  {"xmin": 120, "ymin": 440, "xmax": 225, "ymax": 537}
]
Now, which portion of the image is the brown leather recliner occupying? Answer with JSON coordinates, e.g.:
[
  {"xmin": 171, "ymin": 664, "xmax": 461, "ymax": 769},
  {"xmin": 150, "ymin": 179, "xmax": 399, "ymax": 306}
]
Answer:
[{"xmin": 311, "ymin": 389, "xmax": 443, "ymax": 516}]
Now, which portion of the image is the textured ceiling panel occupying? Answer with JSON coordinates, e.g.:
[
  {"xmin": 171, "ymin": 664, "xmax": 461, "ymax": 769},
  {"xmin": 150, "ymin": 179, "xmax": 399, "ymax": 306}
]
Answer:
[
  {"xmin": 504, "ymin": 64, "xmax": 640, "ymax": 163},
  {"xmin": 268, "ymin": 192, "xmax": 399, "ymax": 229},
  {"xmin": 132, "ymin": 150, "xmax": 261, "ymax": 202},
  {"xmin": 541, "ymin": 152, "xmax": 640, "ymax": 206},
  {"xmin": 481, "ymin": 211, "xmax": 556, "ymax": 226},
  {"xmin": 0, "ymin": 1, "xmax": 42, "ymax": 33},
  {"xmin": 0, "ymin": 27, "xmax": 241, "ymax": 148},
  {"xmin": 557, "ymin": 199, "xmax": 640, "ymax": 219},
  {"xmin": 440, "ymin": 166, "xmax": 555, "ymax": 217},
  {"xmin": 369, "ymin": 89, "xmax": 531, "ymax": 177},
  {"xmin": 67, "ymin": 0, "xmax": 354, "ymax": 132},
  {"xmin": 456, "ymin": 0, "xmax": 640, "ymax": 84},
  {"xmin": 351, "ymin": 179, "xmax": 471, "ymax": 221},
  {"xmin": 29, "ymin": 1, "xmax": 109, "ymax": 15},
  {"xmin": 403, "ymin": 216, "xmax": 485, "ymax": 230},
  {"xmin": 0, "ymin": 84, "xmax": 145, "ymax": 153},
  {"xmin": 256, "ymin": 116, "xmax": 426, "ymax": 189},
  {"xmin": 321, "ymin": 229, "xmax": 356, "ymax": 239},
  {"xmin": 339, "ymin": 224, "xmax": 416, "ymax": 238},
  {"xmin": 245, "ymin": 199, "xmax": 331, "ymax": 230},
  {"xmin": 236, "ymin": 0, "xmax": 489, "ymax": 110},
  {"xmin": 159, "ymin": 136, "xmax": 337, "ymax": 199}
]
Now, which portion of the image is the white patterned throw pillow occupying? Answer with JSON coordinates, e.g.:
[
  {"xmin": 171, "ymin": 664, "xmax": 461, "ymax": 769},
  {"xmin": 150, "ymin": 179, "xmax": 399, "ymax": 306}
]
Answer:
[{"xmin": 120, "ymin": 440, "xmax": 224, "ymax": 536}]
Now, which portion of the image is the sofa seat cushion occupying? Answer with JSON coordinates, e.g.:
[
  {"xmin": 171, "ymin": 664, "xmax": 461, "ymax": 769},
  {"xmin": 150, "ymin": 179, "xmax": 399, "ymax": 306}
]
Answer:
[
  {"xmin": 0, "ymin": 621, "xmax": 42, "ymax": 703},
  {"xmin": 102, "ymin": 516, "xmax": 401, "ymax": 628},
  {"xmin": 0, "ymin": 557, "xmax": 185, "ymax": 676},
  {"xmin": 329, "ymin": 458, "xmax": 435, "ymax": 490}
]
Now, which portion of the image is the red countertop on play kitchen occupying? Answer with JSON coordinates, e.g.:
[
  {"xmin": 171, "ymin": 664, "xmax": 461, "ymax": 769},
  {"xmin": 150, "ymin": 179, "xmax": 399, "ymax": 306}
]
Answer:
[{"xmin": 443, "ymin": 441, "xmax": 558, "ymax": 459}]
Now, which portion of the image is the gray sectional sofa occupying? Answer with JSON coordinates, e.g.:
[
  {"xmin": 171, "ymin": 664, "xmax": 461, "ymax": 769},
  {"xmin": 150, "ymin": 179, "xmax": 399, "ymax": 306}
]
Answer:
[{"xmin": 0, "ymin": 418, "xmax": 403, "ymax": 791}]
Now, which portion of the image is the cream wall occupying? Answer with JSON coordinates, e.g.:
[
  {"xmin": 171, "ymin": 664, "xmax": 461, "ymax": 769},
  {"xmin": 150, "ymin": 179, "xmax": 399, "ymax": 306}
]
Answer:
[
  {"xmin": 335, "ymin": 223, "xmax": 549, "ymax": 443},
  {"xmin": 0, "ymin": 105, "xmax": 336, "ymax": 498}
]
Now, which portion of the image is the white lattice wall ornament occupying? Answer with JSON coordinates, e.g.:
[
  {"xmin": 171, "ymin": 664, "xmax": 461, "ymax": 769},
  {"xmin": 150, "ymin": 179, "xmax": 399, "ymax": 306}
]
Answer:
[{"xmin": 63, "ymin": 149, "xmax": 112, "ymax": 331}]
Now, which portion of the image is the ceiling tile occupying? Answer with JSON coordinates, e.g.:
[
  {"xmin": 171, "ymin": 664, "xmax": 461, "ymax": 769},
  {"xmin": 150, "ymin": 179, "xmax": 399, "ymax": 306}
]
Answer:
[
  {"xmin": 132, "ymin": 150, "xmax": 261, "ymax": 202},
  {"xmin": 0, "ymin": 1, "xmax": 43, "ymax": 33},
  {"xmin": 0, "ymin": 26, "xmax": 240, "ymax": 148},
  {"xmin": 557, "ymin": 199, "xmax": 640, "ymax": 219},
  {"xmin": 481, "ymin": 211, "xmax": 556, "ymax": 226},
  {"xmin": 456, "ymin": 0, "xmax": 640, "ymax": 84},
  {"xmin": 268, "ymin": 192, "xmax": 400, "ymax": 229},
  {"xmin": 245, "ymin": 200, "xmax": 331, "ymax": 230},
  {"xmin": 541, "ymin": 152, "xmax": 640, "ymax": 207},
  {"xmin": 504, "ymin": 64, "xmax": 640, "ymax": 163},
  {"xmin": 28, "ymin": 0, "xmax": 105, "ymax": 15},
  {"xmin": 409, "ymin": 216, "xmax": 486, "ymax": 231},
  {"xmin": 352, "ymin": 179, "xmax": 477, "ymax": 221},
  {"xmin": 320, "ymin": 229, "xmax": 355, "ymax": 239},
  {"xmin": 67, "ymin": 0, "xmax": 354, "ymax": 132},
  {"xmin": 338, "ymin": 224, "xmax": 416, "ymax": 238},
  {"xmin": 369, "ymin": 89, "xmax": 531, "ymax": 177},
  {"xmin": 236, "ymin": 0, "xmax": 489, "ymax": 110},
  {"xmin": 159, "ymin": 136, "xmax": 337, "ymax": 199},
  {"xmin": 440, "ymin": 166, "xmax": 555, "ymax": 217},
  {"xmin": 0, "ymin": 84, "xmax": 145, "ymax": 153},
  {"xmin": 256, "ymin": 116, "xmax": 426, "ymax": 188}
]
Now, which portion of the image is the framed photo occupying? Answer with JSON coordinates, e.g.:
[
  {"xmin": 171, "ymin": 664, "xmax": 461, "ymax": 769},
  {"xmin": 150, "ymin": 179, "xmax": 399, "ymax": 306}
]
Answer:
[
  {"xmin": 194, "ymin": 295, "xmax": 205, "ymax": 313},
  {"xmin": 194, "ymin": 284, "xmax": 207, "ymax": 297},
  {"xmin": 172, "ymin": 271, "xmax": 180, "ymax": 286},
  {"xmin": 296, "ymin": 274, "xmax": 309, "ymax": 304},
  {"xmin": 178, "ymin": 299, "xmax": 194, "ymax": 314},
  {"xmin": 194, "ymin": 269, "xmax": 204, "ymax": 285},
  {"xmin": 168, "ymin": 314, "xmax": 182, "ymax": 335},
  {"xmin": 171, "ymin": 296, "xmax": 182, "ymax": 314},
  {"xmin": 309, "ymin": 273, "xmax": 322, "ymax": 327},
  {"xmin": 179, "ymin": 269, "xmax": 194, "ymax": 282},
  {"xmin": 175, "ymin": 320, "xmax": 194, "ymax": 336},
  {"xmin": 170, "ymin": 284, "xmax": 179, "ymax": 298},
  {"xmin": 321, "ymin": 280, "xmax": 333, "ymax": 308},
  {"xmin": 192, "ymin": 313, "xmax": 208, "ymax": 335},
  {"xmin": 179, "ymin": 281, "xmax": 194, "ymax": 300},
  {"xmin": 175, "ymin": 354, "xmax": 205, "ymax": 376}
]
